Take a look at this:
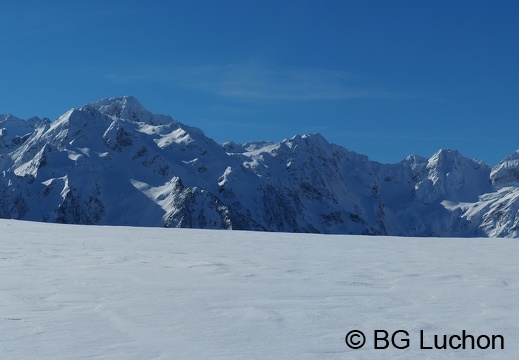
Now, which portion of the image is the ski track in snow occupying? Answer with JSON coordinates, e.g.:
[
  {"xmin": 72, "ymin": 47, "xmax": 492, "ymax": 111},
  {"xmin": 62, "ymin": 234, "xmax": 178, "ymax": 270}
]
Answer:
[{"xmin": 0, "ymin": 219, "xmax": 517, "ymax": 359}]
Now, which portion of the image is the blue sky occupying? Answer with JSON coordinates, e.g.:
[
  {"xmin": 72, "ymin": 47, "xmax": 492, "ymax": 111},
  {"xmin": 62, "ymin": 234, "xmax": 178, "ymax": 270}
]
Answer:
[{"xmin": 1, "ymin": 0, "xmax": 518, "ymax": 165}]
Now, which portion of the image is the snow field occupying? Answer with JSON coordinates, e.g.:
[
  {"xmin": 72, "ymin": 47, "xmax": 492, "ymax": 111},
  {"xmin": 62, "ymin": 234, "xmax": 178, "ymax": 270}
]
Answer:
[{"xmin": 0, "ymin": 219, "xmax": 517, "ymax": 359}]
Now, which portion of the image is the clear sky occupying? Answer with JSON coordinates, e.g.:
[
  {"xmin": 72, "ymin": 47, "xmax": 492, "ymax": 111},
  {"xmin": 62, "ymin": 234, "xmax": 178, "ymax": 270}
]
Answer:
[{"xmin": 1, "ymin": 0, "xmax": 518, "ymax": 165}]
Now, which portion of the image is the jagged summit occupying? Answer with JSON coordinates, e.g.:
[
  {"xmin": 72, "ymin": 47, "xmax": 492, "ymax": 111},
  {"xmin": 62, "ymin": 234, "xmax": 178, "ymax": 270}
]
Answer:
[
  {"xmin": 0, "ymin": 114, "xmax": 50, "ymax": 154},
  {"xmin": 414, "ymin": 148, "xmax": 492, "ymax": 203},
  {"xmin": 88, "ymin": 96, "xmax": 176, "ymax": 126},
  {"xmin": 0, "ymin": 114, "xmax": 49, "ymax": 133},
  {"xmin": 490, "ymin": 150, "xmax": 519, "ymax": 187},
  {"xmin": 1, "ymin": 96, "xmax": 519, "ymax": 237},
  {"xmin": 90, "ymin": 96, "xmax": 148, "ymax": 119}
]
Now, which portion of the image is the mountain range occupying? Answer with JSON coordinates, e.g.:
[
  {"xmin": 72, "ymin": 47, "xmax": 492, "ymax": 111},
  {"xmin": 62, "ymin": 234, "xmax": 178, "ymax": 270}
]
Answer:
[{"xmin": 1, "ymin": 96, "xmax": 519, "ymax": 237}]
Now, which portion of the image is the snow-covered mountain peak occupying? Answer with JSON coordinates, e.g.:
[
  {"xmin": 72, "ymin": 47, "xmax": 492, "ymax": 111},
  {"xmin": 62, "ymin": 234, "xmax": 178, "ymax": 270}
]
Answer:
[
  {"xmin": 1, "ymin": 114, "xmax": 21, "ymax": 122},
  {"xmin": 426, "ymin": 149, "xmax": 489, "ymax": 175},
  {"xmin": 26, "ymin": 116, "xmax": 51, "ymax": 128},
  {"xmin": 0, "ymin": 114, "xmax": 50, "ymax": 154},
  {"xmin": 88, "ymin": 96, "xmax": 176, "ymax": 126},
  {"xmin": 400, "ymin": 154, "xmax": 428, "ymax": 169},
  {"xmin": 490, "ymin": 150, "xmax": 519, "ymax": 187},
  {"xmin": 0, "ymin": 114, "xmax": 28, "ymax": 135},
  {"xmin": 0, "ymin": 114, "xmax": 47, "ymax": 130},
  {"xmin": 285, "ymin": 133, "xmax": 328, "ymax": 147},
  {"xmin": 427, "ymin": 149, "xmax": 463, "ymax": 169},
  {"xmin": 412, "ymin": 149, "xmax": 492, "ymax": 204},
  {"xmin": 90, "ymin": 96, "xmax": 147, "ymax": 119}
]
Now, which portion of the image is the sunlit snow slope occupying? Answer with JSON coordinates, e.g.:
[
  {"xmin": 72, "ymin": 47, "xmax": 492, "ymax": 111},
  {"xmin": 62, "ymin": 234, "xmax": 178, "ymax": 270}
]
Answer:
[{"xmin": 0, "ymin": 219, "xmax": 517, "ymax": 359}]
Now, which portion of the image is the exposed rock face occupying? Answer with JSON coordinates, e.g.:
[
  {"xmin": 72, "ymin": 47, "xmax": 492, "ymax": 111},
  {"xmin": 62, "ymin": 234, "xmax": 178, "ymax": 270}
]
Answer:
[{"xmin": 1, "ymin": 96, "xmax": 519, "ymax": 237}]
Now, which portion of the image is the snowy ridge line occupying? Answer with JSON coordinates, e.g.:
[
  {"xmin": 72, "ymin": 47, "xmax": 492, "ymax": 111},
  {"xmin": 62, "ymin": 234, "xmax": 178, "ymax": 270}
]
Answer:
[{"xmin": 1, "ymin": 96, "xmax": 519, "ymax": 237}]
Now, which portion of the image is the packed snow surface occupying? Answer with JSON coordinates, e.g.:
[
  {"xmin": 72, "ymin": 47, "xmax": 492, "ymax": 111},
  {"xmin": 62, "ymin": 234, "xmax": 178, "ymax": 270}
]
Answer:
[{"xmin": 1, "ymin": 219, "xmax": 517, "ymax": 359}]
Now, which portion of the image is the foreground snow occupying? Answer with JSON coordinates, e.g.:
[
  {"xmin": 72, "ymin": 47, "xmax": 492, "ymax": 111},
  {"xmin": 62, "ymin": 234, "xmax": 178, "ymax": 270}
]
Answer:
[{"xmin": 0, "ymin": 219, "xmax": 517, "ymax": 359}]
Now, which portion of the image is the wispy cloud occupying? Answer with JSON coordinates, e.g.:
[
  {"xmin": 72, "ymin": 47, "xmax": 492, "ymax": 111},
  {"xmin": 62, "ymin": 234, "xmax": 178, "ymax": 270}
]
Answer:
[{"xmin": 104, "ymin": 62, "xmax": 409, "ymax": 101}]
